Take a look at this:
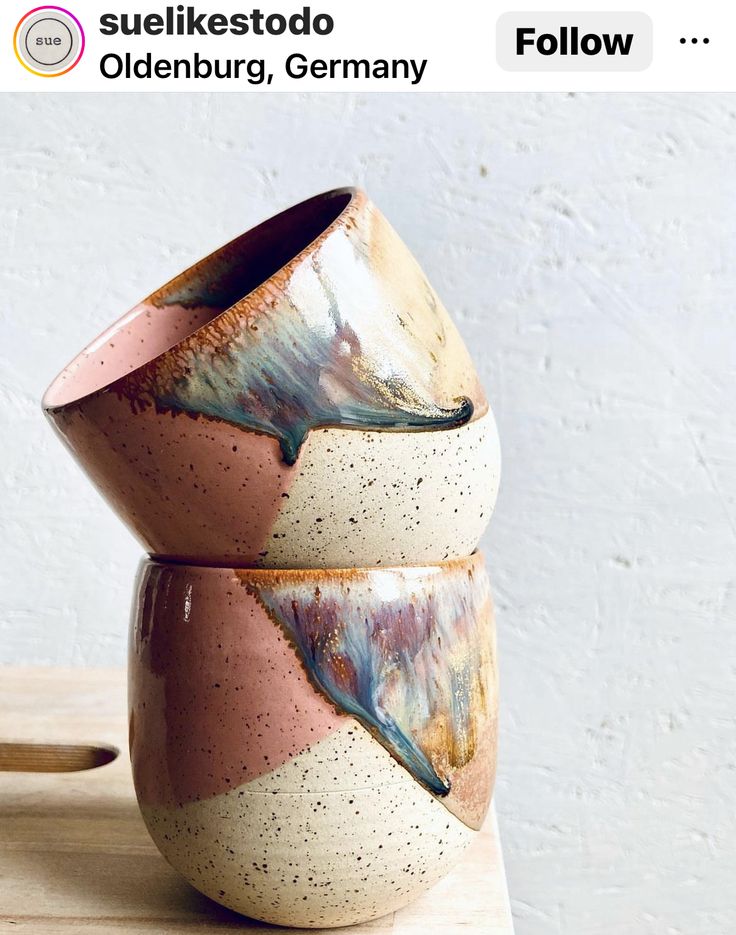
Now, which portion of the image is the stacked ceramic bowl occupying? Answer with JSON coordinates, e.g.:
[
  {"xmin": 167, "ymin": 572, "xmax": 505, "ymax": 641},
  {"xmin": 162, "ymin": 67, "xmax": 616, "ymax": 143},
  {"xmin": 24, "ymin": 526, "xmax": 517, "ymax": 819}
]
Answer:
[{"xmin": 43, "ymin": 188, "xmax": 501, "ymax": 929}]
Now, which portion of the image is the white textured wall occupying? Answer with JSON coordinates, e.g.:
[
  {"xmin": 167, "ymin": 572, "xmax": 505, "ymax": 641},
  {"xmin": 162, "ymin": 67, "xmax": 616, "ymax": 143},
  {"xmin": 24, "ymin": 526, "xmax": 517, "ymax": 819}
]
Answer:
[{"xmin": 1, "ymin": 93, "xmax": 735, "ymax": 933}]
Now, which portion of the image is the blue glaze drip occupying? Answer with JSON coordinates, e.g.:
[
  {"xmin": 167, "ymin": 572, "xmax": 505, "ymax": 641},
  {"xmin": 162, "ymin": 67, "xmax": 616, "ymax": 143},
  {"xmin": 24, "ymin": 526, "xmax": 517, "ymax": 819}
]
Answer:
[
  {"xmin": 247, "ymin": 568, "xmax": 492, "ymax": 798},
  {"xmin": 124, "ymin": 243, "xmax": 476, "ymax": 465},
  {"xmin": 153, "ymin": 308, "xmax": 472, "ymax": 465}
]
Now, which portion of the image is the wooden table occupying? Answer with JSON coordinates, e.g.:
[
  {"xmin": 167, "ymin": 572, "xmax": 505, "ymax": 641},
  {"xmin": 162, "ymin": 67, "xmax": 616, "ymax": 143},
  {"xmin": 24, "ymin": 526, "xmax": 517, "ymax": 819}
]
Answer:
[{"xmin": 0, "ymin": 668, "xmax": 513, "ymax": 933}]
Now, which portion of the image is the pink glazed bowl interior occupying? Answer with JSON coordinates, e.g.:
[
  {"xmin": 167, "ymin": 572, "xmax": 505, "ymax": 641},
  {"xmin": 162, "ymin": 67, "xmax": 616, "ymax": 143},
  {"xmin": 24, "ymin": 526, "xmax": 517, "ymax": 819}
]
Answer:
[{"xmin": 43, "ymin": 188, "xmax": 499, "ymax": 567}]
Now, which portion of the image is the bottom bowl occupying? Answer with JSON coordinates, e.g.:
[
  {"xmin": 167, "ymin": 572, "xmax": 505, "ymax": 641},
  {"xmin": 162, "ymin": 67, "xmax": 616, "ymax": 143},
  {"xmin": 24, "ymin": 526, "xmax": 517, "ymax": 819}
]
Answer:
[{"xmin": 129, "ymin": 553, "xmax": 498, "ymax": 928}]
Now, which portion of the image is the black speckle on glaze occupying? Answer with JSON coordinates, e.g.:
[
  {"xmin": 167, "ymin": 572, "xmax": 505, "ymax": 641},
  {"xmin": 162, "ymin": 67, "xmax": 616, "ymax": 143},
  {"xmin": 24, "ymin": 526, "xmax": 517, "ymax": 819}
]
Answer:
[
  {"xmin": 260, "ymin": 415, "xmax": 499, "ymax": 568},
  {"xmin": 141, "ymin": 726, "xmax": 474, "ymax": 928}
]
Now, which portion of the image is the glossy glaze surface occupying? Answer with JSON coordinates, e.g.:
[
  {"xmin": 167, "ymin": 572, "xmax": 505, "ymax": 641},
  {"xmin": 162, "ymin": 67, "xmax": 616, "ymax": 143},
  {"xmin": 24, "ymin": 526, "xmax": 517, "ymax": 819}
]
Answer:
[
  {"xmin": 245, "ymin": 558, "xmax": 495, "ymax": 825},
  {"xmin": 117, "ymin": 194, "xmax": 479, "ymax": 465}
]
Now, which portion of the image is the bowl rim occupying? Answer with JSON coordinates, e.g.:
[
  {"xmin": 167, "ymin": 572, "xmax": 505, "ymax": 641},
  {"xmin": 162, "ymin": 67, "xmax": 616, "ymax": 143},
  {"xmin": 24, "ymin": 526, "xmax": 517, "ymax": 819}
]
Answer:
[
  {"xmin": 42, "ymin": 186, "xmax": 360, "ymax": 412},
  {"xmin": 139, "ymin": 549, "xmax": 485, "ymax": 579}
]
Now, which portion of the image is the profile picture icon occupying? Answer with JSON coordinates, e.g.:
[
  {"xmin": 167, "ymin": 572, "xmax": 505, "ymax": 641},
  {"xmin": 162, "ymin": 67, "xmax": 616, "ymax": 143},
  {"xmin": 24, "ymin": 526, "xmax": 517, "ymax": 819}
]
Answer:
[{"xmin": 14, "ymin": 6, "xmax": 84, "ymax": 77}]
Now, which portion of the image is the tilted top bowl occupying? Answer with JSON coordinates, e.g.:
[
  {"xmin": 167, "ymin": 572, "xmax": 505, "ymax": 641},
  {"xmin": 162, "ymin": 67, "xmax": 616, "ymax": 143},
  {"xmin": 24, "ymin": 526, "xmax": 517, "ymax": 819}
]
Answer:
[{"xmin": 44, "ymin": 188, "xmax": 500, "ymax": 567}]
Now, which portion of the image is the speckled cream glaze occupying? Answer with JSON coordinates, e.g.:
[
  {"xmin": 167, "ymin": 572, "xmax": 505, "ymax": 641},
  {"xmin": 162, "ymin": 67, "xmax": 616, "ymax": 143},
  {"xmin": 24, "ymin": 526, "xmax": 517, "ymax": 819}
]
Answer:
[
  {"xmin": 129, "ymin": 556, "xmax": 496, "ymax": 925},
  {"xmin": 140, "ymin": 723, "xmax": 475, "ymax": 929},
  {"xmin": 258, "ymin": 409, "xmax": 500, "ymax": 568},
  {"xmin": 43, "ymin": 188, "xmax": 496, "ymax": 566}
]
